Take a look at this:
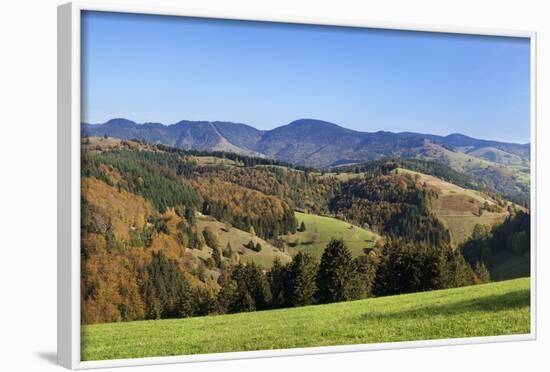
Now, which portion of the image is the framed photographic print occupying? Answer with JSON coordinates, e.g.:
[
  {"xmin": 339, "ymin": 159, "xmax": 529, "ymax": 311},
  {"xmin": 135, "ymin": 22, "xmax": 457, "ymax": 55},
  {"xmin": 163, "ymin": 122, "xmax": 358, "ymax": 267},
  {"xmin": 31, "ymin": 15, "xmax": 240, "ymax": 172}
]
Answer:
[{"xmin": 58, "ymin": 1, "xmax": 537, "ymax": 369}]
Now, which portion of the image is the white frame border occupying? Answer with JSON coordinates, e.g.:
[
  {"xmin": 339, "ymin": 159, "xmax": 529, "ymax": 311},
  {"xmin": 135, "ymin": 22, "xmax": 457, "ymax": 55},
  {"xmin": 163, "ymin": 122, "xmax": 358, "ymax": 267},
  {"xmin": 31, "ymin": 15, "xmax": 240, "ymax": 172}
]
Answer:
[{"xmin": 57, "ymin": 1, "xmax": 538, "ymax": 369}]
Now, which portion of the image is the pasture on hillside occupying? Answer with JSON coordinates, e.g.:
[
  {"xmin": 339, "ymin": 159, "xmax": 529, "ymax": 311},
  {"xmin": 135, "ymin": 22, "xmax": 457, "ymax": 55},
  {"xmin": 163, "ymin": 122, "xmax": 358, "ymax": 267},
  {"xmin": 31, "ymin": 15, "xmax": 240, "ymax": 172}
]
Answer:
[
  {"xmin": 82, "ymin": 278, "xmax": 530, "ymax": 361},
  {"xmin": 397, "ymin": 168, "xmax": 513, "ymax": 244},
  {"xmin": 195, "ymin": 216, "xmax": 291, "ymax": 268},
  {"xmin": 284, "ymin": 212, "xmax": 380, "ymax": 258}
]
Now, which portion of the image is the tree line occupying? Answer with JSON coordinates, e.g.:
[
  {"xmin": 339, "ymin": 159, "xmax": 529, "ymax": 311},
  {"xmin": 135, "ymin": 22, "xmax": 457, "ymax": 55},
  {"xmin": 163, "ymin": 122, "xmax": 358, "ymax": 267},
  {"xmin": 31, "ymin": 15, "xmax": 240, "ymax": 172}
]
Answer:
[
  {"xmin": 461, "ymin": 211, "xmax": 530, "ymax": 280},
  {"xmin": 83, "ymin": 236, "xmax": 488, "ymax": 323}
]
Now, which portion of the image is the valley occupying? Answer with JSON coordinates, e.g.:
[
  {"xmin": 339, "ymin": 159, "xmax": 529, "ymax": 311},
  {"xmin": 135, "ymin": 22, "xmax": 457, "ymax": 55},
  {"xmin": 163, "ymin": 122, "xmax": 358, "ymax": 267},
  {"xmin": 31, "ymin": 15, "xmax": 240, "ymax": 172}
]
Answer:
[{"xmin": 79, "ymin": 135, "xmax": 531, "ymax": 351}]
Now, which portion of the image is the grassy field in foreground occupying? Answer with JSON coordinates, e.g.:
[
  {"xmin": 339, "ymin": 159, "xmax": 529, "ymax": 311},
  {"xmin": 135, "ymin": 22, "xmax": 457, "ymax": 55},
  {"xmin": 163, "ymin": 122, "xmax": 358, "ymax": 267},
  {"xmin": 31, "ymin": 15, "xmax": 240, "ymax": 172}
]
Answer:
[
  {"xmin": 284, "ymin": 212, "xmax": 380, "ymax": 258},
  {"xmin": 82, "ymin": 278, "xmax": 530, "ymax": 361}
]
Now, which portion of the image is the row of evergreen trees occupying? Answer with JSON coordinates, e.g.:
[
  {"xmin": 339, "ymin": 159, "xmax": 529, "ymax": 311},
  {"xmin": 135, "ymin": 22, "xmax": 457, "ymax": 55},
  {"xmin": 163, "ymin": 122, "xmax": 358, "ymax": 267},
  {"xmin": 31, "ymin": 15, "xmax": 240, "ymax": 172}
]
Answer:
[
  {"xmin": 461, "ymin": 211, "xmax": 530, "ymax": 280},
  {"xmin": 201, "ymin": 197, "xmax": 297, "ymax": 240},
  {"xmin": 137, "ymin": 237, "xmax": 487, "ymax": 320}
]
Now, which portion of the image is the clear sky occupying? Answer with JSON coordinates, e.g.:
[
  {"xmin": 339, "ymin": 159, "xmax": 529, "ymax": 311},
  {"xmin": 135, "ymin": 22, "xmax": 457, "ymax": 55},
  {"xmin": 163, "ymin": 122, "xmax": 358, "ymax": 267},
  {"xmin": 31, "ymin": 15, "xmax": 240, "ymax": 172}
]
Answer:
[{"xmin": 81, "ymin": 11, "xmax": 531, "ymax": 143}]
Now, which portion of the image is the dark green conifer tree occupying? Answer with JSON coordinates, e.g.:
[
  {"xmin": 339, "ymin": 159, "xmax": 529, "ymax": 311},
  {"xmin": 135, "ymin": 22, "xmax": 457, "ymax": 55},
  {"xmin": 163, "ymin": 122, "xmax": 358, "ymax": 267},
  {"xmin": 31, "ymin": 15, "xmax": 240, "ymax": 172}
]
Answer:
[
  {"xmin": 288, "ymin": 252, "xmax": 318, "ymax": 306},
  {"xmin": 316, "ymin": 239, "xmax": 357, "ymax": 303}
]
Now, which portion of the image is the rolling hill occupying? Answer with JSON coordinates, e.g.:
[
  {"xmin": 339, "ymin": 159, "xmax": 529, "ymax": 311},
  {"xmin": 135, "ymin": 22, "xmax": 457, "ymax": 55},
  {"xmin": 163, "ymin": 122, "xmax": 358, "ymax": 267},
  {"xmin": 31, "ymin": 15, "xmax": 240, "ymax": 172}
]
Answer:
[
  {"xmin": 82, "ymin": 118, "xmax": 530, "ymax": 201},
  {"xmin": 194, "ymin": 215, "xmax": 292, "ymax": 268},
  {"xmin": 83, "ymin": 136, "xmax": 521, "ymax": 247},
  {"xmin": 315, "ymin": 163, "xmax": 517, "ymax": 245},
  {"xmin": 283, "ymin": 212, "xmax": 380, "ymax": 258},
  {"xmin": 81, "ymin": 277, "xmax": 530, "ymax": 361},
  {"xmin": 80, "ymin": 137, "xmax": 530, "ymax": 332},
  {"xmin": 397, "ymin": 168, "xmax": 515, "ymax": 244}
]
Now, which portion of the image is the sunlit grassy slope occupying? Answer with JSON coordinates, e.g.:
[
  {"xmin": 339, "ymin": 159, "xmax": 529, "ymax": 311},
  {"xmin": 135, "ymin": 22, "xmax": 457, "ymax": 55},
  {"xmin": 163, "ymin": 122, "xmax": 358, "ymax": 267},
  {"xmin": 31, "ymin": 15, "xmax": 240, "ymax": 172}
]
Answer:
[
  {"xmin": 82, "ymin": 278, "xmax": 530, "ymax": 361},
  {"xmin": 397, "ymin": 168, "xmax": 514, "ymax": 244},
  {"xmin": 284, "ymin": 212, "xmax": 380, "ymax": 258},
  {"xmin": 195, "ymin": 216, "xmax": 292, "ymax": 268}
]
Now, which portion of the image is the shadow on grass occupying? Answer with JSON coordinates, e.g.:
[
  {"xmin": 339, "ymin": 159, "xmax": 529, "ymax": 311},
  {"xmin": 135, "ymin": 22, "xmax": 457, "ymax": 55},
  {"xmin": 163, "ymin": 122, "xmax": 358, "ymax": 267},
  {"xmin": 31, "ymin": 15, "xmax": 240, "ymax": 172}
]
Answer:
[{"xmin": 360, "ymin": 289, "xmax": 530, "ymax": 321}]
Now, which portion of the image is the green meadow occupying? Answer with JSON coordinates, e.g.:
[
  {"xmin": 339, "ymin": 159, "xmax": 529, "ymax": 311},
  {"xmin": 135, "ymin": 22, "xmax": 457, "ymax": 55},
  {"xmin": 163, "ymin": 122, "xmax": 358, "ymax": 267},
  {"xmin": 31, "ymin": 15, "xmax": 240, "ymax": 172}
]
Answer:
[
  {"xmin": 285, "ymin": 212, "xmax": 380, "ymax": 258},
  {"xmin": 82, "ymin": 277, "xmax": 530, "ymax": 361}
]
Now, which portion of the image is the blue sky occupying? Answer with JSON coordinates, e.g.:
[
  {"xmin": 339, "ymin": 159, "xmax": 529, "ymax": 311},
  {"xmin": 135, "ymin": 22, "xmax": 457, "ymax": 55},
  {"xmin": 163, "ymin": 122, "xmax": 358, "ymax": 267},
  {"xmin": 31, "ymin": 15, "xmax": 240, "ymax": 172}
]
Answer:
[{"xmin": 81, "ymin": 11, "xmax": 531, "ymax": 143}]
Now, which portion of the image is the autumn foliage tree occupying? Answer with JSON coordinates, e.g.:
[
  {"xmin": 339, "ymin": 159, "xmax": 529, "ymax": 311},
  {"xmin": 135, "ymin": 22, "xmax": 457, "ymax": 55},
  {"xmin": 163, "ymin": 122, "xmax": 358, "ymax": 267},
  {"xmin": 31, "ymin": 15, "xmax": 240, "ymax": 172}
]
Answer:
[{"xmin": 80, "ymin": 141, "xmax": 498, "ymax": 326}]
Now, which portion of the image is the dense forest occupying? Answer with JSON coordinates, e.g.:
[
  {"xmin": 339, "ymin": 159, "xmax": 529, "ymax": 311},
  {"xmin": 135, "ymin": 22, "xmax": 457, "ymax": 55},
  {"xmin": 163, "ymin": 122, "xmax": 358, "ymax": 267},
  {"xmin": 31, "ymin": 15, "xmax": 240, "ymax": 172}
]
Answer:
[
  {"xmin": 80, "ymin": 138, "xmax": 529, "ymax": 324},
  {"xmin": 197, "ymin": 166, "xmax": 337, "ymax": 214},
  {"xmin": 337, "ymin": 158, "xmax": 530, "ymax": 208},
  {"xmin": 460, "ymin": 211, "xmax": 530, "ymax": 280},
  {"xmin": 330, "ymin": 172, "xmax": 450, "ymax": 246}
]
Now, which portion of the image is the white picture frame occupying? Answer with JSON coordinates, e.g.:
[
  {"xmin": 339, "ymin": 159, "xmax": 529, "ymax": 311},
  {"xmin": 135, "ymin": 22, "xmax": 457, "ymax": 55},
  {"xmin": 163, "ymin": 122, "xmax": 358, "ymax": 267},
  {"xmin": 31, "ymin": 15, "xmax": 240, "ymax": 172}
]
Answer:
[{"xmin": 58, "ymin": 1, "xmax": 538, "ymax": 369}]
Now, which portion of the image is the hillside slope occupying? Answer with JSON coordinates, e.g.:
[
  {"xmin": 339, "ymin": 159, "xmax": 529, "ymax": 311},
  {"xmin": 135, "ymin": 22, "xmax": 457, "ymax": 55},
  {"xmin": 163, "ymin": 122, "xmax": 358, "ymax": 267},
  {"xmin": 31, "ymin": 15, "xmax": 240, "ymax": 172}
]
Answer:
[
  {"xmin": 82, "ymin": 278, "xmax": 530, "ymax": 361},
  {"xmin": 283, "ymin": 212, "xmax": 380, "ymax": 258},
  {"xmin": 82, "ymin": 118, "xmax": 530, "ymax": 201},
  {"xmin": 414, "ymin": 141, "xmax": 530, "ymax": 199},
  {"xmin": 195, "ymin": 215, "xmax": 291, "ymax": 268},
  {"xmin": 397, "ymin": 168, "xmax": 514, "ymax": 244}
]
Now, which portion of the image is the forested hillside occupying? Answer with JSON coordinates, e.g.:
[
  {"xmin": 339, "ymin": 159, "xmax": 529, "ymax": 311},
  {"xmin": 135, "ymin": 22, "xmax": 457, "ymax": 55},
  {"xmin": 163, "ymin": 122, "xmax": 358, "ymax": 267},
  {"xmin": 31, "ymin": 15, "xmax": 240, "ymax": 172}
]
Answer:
[
  {"xmin": 80, "ymin": 137, "xmax": 530, "ymax": 325},
  {"xmin": 82, "ymin": 118, "xmax": 530, "ymax": 203}
]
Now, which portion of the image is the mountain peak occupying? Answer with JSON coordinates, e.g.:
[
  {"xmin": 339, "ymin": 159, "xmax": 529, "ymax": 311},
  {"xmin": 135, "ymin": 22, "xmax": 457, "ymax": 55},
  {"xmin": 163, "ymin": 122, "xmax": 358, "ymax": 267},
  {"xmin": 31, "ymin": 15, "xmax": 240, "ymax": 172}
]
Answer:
[
  {"xmin": 104, "ymin": 118, "xmax": 136, "ymax": 127},
  {"xmin": 286, "ymin": 118, "xmax": 343, "ymax": 129},
  {"xmin": 445, "ymin": 133, "xmax": 472, "ymax": 140}
]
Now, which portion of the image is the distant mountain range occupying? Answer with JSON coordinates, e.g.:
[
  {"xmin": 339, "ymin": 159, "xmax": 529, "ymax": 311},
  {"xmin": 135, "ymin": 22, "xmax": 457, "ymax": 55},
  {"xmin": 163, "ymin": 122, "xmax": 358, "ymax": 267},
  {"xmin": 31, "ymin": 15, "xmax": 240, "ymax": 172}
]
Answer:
[{"xmin": 82, "ymin": 118, "xmax": 530, "ymax": 166}]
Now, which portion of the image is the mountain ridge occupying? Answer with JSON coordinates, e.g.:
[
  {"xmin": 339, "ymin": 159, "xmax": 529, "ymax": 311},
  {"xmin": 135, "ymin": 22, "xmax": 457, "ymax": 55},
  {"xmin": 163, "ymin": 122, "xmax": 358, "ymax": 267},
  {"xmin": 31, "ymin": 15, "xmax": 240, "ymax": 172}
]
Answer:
[
  {"xmin": 82, "ymin": 117, "xmax": 530, "ymax": 200},
  {"xmin": 82, "ymin": 117, "xmax": 529, "ymax": 149}
]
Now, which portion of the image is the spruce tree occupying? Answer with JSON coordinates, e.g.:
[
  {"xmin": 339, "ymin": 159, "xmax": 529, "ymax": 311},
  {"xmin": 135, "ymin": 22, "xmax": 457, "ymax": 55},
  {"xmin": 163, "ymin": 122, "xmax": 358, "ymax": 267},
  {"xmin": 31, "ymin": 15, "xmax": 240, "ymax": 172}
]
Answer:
[
  {"xmin": 438, "ymin": 245, "xmax": 474, "ymax": 289},
  {"xmin": 474, "ymin": 261, "xmax": 491, "ymax": 283},
  {"xmin": 223, "ymin": 242, "xmax": 233, "ymax": 258},
  {"xmin": 142, "ymin": 251, "xmax": 192, "ymax": 319},
  {"xmin": 316, "ymin": 239, "xmax": 357, "ymax": 303},
  {"xmin": 288, "ymin": 252, "xmax": 318, "ymax": 306},
  {"xmin": 212, "ymin": 245, "xmax": 222, "ymax": 268},
  {"xmin": 269, "ymin": 258, "xmax": 290, "ymax": 308}
]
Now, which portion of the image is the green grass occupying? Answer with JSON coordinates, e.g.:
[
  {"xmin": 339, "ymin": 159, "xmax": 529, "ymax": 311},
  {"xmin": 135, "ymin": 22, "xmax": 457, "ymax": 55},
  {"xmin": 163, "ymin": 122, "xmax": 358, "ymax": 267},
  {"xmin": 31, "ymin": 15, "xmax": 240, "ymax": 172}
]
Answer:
[
  {"xmin": 284, "ymin": 212, "xmax": 380, "ymax": 258},
  {"xmin": 81, "ymin": 278, "xmax": 530, "ymax": 361},
  {"xmin": 195, "ymin": 216, "xmax": 291, "ymax": 268}
]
